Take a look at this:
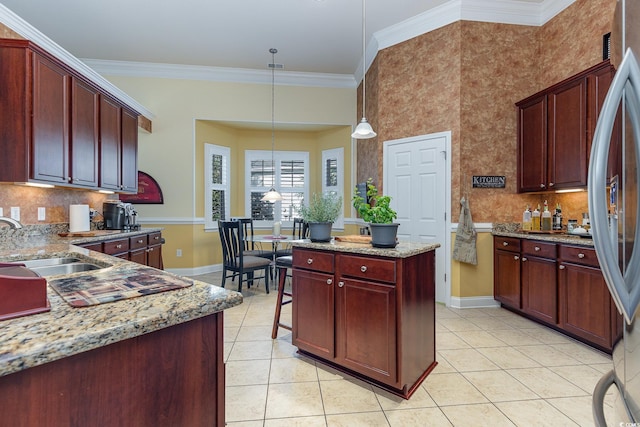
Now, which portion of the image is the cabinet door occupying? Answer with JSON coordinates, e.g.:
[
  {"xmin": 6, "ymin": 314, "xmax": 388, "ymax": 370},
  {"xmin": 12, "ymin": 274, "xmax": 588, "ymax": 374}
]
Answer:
[
  {"xmin": 292, "ymin": 269, "xmax": 335, "ymax": 360},
  {"xmin": 99, "ymin": 96, "xmax": 122, "ymax": 190},
  {"xmin": 31, "ymin": 53, "xmax": 69, "ymax": 184},
  {"xmin": 547, "ymin": 77, "xmax": 587, "ymax": 189},
  {"xmin": 129, "ymin": 248, "xmax": 147, "ymax": 265},
  {"xmin": 121, "ymin": 108, "xmax": 138, "ymax": 193},
  {"xmin": 70, "ymin": 77, "xmax": 99, "ymax": 187},
  {"xmin": 559, "ymin": 262, "xmax": 613, "ymax": 350},
  {"xmin": 336, "ymin": 277, "xmax": 397, "ymax": 385},
  {"xmin": 147, "ymin": 245, "xmax": 163, "ymax": 269},
  {"xmin": 494, "ymin": 249, "xmax": 521, "ymax": 308},
  {"xmin": 521, "ymin": 255, "xmax": 557, "ymax": 324},
  {"xmin": 518, "ymin": 95, "xmax": 547, "ymax": 192}
]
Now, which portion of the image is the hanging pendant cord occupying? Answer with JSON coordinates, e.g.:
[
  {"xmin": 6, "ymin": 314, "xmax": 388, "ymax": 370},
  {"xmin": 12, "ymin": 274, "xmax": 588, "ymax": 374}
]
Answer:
[
  {"xmin": 361, "ymin": 0, "xmax": 366, "ymax": 118},
  {"xmin": 270, "ymin": 48, "xmax": 276, "ymax": 175}
]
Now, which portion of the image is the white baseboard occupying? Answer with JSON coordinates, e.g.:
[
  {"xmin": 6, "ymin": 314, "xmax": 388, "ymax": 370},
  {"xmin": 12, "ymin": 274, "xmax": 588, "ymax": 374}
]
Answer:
[
  {"xmin": 166, "ymin": 264, "xmax": 222, "ymax": 277},
  {"xmin": 449, "ymin": 295, "xmax": 501, "ymax": 309}
]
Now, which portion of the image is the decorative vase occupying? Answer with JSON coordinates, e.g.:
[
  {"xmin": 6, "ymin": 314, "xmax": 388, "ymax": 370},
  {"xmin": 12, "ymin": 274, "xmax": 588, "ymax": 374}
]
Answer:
[
  {"xmin": 369, "ymin": 223, "xmax": 399, "ymax": 248},
  {"xmin": 307, "ymin": 222, "xmax": 333, "ymax": 242}
]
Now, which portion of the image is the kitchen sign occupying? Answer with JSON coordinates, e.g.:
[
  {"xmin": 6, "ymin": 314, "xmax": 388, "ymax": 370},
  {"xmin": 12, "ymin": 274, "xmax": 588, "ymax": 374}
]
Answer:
[{"xmin": 472, "ymin": 175, "xmax": 506, "ymax": 188}]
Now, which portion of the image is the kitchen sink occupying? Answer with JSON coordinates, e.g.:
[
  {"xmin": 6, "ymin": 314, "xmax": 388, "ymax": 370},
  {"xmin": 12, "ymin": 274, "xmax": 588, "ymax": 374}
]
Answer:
[
  {"xmin": 29, "ymin": 263, "xmax": 104, "ymax": 276},
  {"xmin": 18, "ymin": 257, "xmax": 83, "ymax": 268},
  {"xmin": 10, "ymin": 257, "xmax": 108, "ymax": 277}
]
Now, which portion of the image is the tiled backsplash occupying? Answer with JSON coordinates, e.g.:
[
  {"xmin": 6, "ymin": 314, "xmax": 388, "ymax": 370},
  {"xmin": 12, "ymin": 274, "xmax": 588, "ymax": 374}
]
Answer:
[{"xmin": 0, "ymin": 184, "xmax": 110, "ymax": 225}]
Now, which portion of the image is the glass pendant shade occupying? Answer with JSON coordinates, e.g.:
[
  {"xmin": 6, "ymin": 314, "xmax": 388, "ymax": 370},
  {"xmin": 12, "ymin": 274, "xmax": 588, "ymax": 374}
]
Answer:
[
  {"xmin": 261, "ymin": 187, "xmax": 283, "ymax": 202},
  {"xmin": 351, "ymin": 118, "xmax": 377, "ymax": 139}
]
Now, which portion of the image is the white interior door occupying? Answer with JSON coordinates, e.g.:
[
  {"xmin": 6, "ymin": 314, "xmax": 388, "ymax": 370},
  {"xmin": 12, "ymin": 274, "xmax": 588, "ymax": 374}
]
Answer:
[{"xmin": 384, "ymin": 132, "xmax": 450, "ymax": 304}]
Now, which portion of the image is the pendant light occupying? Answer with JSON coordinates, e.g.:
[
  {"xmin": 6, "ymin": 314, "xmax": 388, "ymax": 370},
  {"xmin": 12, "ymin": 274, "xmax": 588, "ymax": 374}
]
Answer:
[
  {"xmin": 352, "ymin": 0, "xmax": 376, "ymax": 139},
  {"xmin": 261, "ymin": 48, "xmax": 284, "ymax": 202}
]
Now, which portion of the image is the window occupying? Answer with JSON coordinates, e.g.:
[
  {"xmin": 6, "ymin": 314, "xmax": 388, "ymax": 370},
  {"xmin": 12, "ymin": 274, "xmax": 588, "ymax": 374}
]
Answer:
[
  {"xmin": 245, "ymin": 150, "xmax": 309, "ymax": 227},
  {"xmin": 322, "ymin": 147, "xmax": 344, "ymax": 228},
  {"xmin": 204, "ymin": 144, "xmax": 230, "ymax": 230}
]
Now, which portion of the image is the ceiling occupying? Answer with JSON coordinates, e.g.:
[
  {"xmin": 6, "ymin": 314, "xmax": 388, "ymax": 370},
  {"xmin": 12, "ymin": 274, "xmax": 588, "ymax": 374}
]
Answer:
[{"xmin": 2, "ymin": 0, "xmax": 554, "ymax": 80}]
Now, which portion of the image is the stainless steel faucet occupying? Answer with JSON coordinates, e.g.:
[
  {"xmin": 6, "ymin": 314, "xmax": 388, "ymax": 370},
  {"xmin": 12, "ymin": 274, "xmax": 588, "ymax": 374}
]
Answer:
[{"xmin": 0, "ymin": 216, "xmax": 23, "ymax": 229}]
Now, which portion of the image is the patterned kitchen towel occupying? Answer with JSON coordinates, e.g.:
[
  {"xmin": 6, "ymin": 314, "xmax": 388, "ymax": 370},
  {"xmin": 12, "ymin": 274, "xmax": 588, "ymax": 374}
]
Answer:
[{"xmin": 453, "ymin": 196, "xmax": 477, "ymax": 265}]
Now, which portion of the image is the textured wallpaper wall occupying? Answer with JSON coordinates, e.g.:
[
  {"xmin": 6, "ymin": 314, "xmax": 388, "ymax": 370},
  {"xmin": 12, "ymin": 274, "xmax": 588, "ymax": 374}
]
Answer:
[{"xmin": 358, "ymin": 0, "xmax": 617, "ymax": 223}]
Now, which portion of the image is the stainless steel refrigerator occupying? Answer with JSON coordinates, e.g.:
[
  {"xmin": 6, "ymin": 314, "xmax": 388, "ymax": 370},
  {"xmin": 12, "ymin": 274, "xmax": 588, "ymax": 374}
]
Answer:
[{"xmin": 590, "ymin": 0, "xmax": 640, "ymax": 424}]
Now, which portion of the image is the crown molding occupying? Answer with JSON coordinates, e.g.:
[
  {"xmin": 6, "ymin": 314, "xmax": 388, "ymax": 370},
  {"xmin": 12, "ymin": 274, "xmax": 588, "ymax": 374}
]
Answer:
[
  {"xmin": 81, "ymin": 59, "xmax": 357, "ymax": 89},
  {"xmin": 0, "ymin": 4, "xmax": 154, "ymax": 118},
  {"xmin": 375, "ymin": 0, "xmax": 575, "ymax": 52}
]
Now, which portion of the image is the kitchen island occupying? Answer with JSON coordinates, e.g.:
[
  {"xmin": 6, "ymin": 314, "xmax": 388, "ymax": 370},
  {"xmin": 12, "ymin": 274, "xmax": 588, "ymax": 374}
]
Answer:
[
  {"xmin": 290, "ymin": 239, "xmax": 439, "ymax": 399},
  {"xmin": 0, "ymin": 233, "xmax": 241, "ymax": 427}
]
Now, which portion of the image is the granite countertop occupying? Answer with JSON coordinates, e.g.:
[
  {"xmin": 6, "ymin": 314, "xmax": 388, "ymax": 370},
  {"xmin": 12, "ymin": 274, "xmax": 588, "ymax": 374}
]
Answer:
[
  {"xmin": 492, "ymin": 223, "xmax": 595, "ymax": 247},
  {"xmin": 291, "ymin": 239, "xmax": 440, "ymax": 258},
  {"xmin": 0, "ymin": 230, "xmax": 242, "ymax": 378}
]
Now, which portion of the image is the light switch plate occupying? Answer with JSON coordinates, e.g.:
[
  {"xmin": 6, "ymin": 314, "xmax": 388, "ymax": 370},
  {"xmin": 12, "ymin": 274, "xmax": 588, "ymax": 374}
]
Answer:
[
  {"xmin": 0, "ymin": 208, "xmax": 3, "ymax": 217},
  {"xmin": 38, "ymin": 207, "xmax": 46, "ymax": 221},
  {"xmin": 10, "ymin": 207, "xmax": 20, "ymax": 221}
]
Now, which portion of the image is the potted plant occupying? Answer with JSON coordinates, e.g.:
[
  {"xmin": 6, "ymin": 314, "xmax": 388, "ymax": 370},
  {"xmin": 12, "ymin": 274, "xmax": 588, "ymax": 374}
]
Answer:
[
  {"xmin": 298, "ymin": 192, "xmax": 343, "ymax": 242},
  {"xmin": 352, "ymin": 179, "xmax": 399, "ymax": 248}
]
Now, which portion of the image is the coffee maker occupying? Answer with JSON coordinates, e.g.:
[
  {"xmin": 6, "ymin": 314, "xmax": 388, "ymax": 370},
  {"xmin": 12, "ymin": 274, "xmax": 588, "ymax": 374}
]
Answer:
[{"xmin": 103, "ymin": 201, "xmax": 138, "ymax": 231}]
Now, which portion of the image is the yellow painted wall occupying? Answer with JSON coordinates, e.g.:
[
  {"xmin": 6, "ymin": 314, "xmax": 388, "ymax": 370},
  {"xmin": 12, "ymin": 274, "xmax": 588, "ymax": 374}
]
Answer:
[
  {"xmin": 97, "ymin": 76, "xmax": 356, "ymax": 270},
  {"xmin": 450, "ymin": 231, "xmax": 494, "ymax": 298}
]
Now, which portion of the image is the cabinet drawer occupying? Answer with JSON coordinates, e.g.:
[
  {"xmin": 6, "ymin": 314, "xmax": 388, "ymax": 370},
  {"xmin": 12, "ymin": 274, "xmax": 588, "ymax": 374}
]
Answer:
[
  {"xmin": 559, "ymin": 245, "xmax": 600, "ymax": 267},
  {"xmin": 103, "ymin": 238, "xmax": 129, "ymax": 255},
  {"xmin": 293, "ymin": 249, "xmax": 334, "ymax": 273},
  {"xmin": 494, "ymin": 236, "xmax": 520, "ymax": 253},
  {"xmin": 337, "ymin": 254, "xmax": 396, "ymax": 284},
  {"xmin": 129, "ymin": 235, "xmax": 148, "ymax": 250},
  {"xmin": 148, "ymin": 232, "xmax": 162, "ymax": 245},
  {"xmin": 522, "ymin": 240, "xmax": 556, "ymax": 258}
]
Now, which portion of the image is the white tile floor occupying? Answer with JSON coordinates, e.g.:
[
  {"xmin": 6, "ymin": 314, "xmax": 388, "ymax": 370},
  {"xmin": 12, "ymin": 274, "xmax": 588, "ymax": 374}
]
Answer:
[{"xmin": 191, "ymin": 272, "xmax": 619, "ymax": 426}]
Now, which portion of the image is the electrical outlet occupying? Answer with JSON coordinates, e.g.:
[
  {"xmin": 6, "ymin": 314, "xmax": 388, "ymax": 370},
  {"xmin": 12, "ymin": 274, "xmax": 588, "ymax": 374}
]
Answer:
[
  {"xmin": 0, "ymin": 208, "xmax": 3, "ymax": 217},
  {"xmin": 176, "ymin": 249, "xmax": 183, "ymax": 257},
  {"xmin": 38, "ymin": 207, "xmax": 46, "ymax": 221},
  {"xmin": 10, "ymin": 207, "xmax": 20, "ymax": 221}
]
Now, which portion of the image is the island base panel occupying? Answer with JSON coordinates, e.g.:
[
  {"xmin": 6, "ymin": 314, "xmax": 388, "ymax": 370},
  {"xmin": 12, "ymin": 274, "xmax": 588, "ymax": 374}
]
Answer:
[{"xmin": 0, "ymin": 313, "xmax": 225, "ymax": 427}]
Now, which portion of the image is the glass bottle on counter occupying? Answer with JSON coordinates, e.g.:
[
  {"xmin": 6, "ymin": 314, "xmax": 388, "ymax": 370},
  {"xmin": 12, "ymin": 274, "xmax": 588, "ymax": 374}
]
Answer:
[
  {"xmin": 542, "ymin": 200, "xmax": 552, "ymax": 231},
  {"xmin": 522, "ymin": 205, "xmax": 532, "ymax": 230},
  {"xmin": 532, "ymin": 204, "xmax": 541, "ymax": 231}
]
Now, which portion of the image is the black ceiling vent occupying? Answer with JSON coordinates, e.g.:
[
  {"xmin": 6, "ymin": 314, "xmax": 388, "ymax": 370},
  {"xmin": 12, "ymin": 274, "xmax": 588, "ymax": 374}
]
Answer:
[{"xmin": 603, "ymin": 32, "xmax": 611, "ymax": 60}]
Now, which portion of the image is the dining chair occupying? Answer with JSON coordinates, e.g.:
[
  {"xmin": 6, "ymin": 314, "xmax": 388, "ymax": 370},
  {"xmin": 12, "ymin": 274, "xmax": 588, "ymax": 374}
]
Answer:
[
  {"xmin": 232, "ymin": 217, "xmax": 268, "ymax": 258},
  {"xmin": 275, "ymin": 217, "xmax": 309, "ymax": 257},
  {"xmin": 218, "ymin": 220, "xmax": 270, "ymax": 293}
]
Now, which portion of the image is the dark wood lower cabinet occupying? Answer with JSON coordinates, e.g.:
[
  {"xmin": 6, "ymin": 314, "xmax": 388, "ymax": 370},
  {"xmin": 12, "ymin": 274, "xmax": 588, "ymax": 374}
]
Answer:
[
  {"xmin": 292, "ymin": 246, "xmax": 437, "ymax": 398},
  {"xmin": 0, "ymin": 314, "xmax": 225, "ymax": 426},
  {"xmin": 494, "ymin": 236, "xmax": 623, "ymax": 352},
  {"xmin": 78, "ymin": 231, "xmax": 163, "ymax": 269}
]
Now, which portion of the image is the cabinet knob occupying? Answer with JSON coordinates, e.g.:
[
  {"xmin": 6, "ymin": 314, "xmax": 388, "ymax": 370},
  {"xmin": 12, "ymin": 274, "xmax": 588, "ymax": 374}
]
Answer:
[
  {"xmin": 307, "ymin": 258, "xmax": 313, "ymax": 264},
  {"xmin": 578, "ymin": 253, "xmax": 585, "ymax": 259},
  {"xmin": 116, "ymin": 244, "xmax": 122, "ymax": 249},
  {"xmin": 559, "ymin": 265, "xmax": 566, "ymax": 270},
  {"xmin": 154, "ymin": 236, "xmax": 160, "ymax": 240},
  {"xmin": 514, "ymin": 255, "xmax": 519, "ymax": 260},
  {"xmin": 540, "ymin": 183, "xmax": 546, "ymax": 188},
  {"xmin": 503, "ymin": 242, "xmax": 509, "ymax": 246},
  {"xmin": 67, "ymin": 177, "xmax": 72, "ymax": 182},
  {"xmin": 534, "ymin": 246, "xmax": 540, "ymax": 251},
  {"xmin": 522, "ymin": 257, "xmax": 528, "ymax": 262},
  {"xmin": 360, "ymin": 265, "xmax": 367, "ymax": 273},
  {"xmin": 326, "ymin": 279, "xmax": 332, "ymax": 285},
  {"xmin": 148, "ymin": 247, "xmax": 154, "ymax": 252},
  {"xmin": 338, "ymin": 281, "xmax": 344, "ymax": 288},
  {"xmin": 549, "ymin": 182, "xmax": 554, "ymax": 187},
  {"xmin": 138, "ymin": 239, "xmax": 144, "ymax": 244}
]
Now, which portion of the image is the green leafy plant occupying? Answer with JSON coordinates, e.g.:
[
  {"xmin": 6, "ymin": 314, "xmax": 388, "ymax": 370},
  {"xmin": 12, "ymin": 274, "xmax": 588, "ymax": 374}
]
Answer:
[
  {"xmin": 352, "ymin": 178, "xmax": 398, "ymax": 224},
  {"xmin": 299, "ymin": 192, "xmax": 343, "ymax": 223}
]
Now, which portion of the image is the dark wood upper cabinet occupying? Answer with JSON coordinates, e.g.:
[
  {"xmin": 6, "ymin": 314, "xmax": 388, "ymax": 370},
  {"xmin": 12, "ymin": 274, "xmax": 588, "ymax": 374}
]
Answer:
[
  {"xmin": 0, "ymin": 38, "xmax": 139, "ymax": 192},
  {"xmin": 517, "ymin": 61, "xmax": 615, "ymax": 193},
  {"xmin": 70, "ymin": 77, "xmax": 99, "ymax": 187},
  {"xmin": 30, "ymin": 52, "xmax": 70, "ymax": 184}
]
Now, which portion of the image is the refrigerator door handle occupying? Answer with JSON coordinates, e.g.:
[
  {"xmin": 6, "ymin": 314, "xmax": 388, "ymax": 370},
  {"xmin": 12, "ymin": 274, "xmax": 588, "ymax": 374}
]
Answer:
[
  {"xmin": 593, "ymin": 369, "xmax": 618, "ymax": 426},
  {"xmin": 589, "ymin": 47, "xmax": 640, "ymax": 325}
]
